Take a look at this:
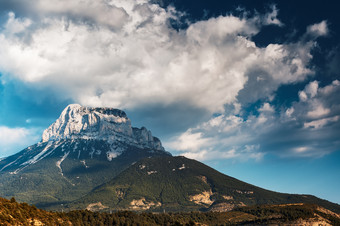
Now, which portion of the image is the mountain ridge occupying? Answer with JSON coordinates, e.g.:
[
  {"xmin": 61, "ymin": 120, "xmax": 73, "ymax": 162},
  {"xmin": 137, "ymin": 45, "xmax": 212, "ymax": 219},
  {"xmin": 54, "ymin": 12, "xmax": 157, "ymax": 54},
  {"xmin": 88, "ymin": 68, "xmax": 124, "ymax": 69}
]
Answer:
[{"xmin": 0, "ymin": 104, "xmax": 339, "ymax": 215}]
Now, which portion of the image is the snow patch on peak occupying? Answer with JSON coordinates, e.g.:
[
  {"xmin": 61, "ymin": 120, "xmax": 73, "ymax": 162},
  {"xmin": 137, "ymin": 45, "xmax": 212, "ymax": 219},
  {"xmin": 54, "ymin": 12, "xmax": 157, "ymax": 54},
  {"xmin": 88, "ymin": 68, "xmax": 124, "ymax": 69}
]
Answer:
[
  {"xmin": 107, "ymin": 152, "xmax": 118, "ymax": 161},
  {"xmin": 67, "ymin": 103, "xmax": 82, "ymax": 110},
  {"xmin": 106, "ymin": 145, "xmax": 124, "ymax": 161},
  {"xmin": 80, "ymin": 160, "xmax": 89, "ymax": 168},
  {"xmin": 56, "ymin": 151, "xmax": 70, "ymax": 176},
  {"xmin": 21, "ymin": 142, "xmax": 54, "ymax": 166}
]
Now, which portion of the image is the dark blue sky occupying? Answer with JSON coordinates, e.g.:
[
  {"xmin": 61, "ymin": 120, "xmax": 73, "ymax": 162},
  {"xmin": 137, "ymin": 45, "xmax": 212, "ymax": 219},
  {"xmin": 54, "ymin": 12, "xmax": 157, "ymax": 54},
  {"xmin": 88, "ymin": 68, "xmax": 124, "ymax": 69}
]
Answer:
[{"xmin": 0, "ymin": 0, "xmax": 339, "ymax": 204}]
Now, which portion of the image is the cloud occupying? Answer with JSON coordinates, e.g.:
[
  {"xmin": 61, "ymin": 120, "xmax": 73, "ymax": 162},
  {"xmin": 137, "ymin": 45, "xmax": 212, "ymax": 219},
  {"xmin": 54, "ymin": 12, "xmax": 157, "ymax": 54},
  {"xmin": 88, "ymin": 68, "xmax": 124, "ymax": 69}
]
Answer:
[
  {"xmin": 307, "ymin": 104, "xmax": 330, "ymax": 118},
  {"xmin": 306, "ymin": 20, "xmax": 328, "ymax": 37},
  {"xmin": 294, "ymin": 80, "xmax": 340, "ymax": 119},
  {"xmin": 304, "ymin": 116, "xmax": 339, "ymax": 129},
  {"xmin": 169, "ymin": 129, "xmax": 212, "ymax": 152},
  {"xmin": 35, "ymin": 0, "xmax": 129, "ymax": 29},
  {"xmin": 0, "ymin": 126, "xmax": 40, "ymax": 157},
  {"xmin": 1, "ymin": 1, "xmax": 336, "ymax": 160},
  {"xmin": 0, "ymin": 1, "xmax": 313, "ymax": 114},
  {"xmin": 3, "ymin": 12, "xmax": 32, "ymax": 35},
  {"xmin": 168, "ymin": 80, "xmax": 340, "ymax": 160},
  {"xmin": 181, "ymin": 149, "xmax": 240, "ymax": 161},
  {"xmin": 305, "ymin": 81, "xmax": 319, "ymax": 98},
  {"xmin": 259, "ymin": 103, "xmax": 275, "ymax": 112},
  {"xmin": 299, "ymin": 81, "xmax": 319, "ymax": 102},
  {"xmin": 262, "ymin": 5, "xmax": 284, "ymax": 27},
  {"xmin": 236, "ymin": 40, "xmax": 315, "ymax": 105}
]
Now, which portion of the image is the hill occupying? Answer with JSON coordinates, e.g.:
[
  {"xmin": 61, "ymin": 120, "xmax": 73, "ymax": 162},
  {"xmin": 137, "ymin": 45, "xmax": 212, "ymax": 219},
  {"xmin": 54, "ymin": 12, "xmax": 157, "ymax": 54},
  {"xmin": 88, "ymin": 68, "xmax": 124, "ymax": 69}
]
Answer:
[{"xmin": 68, "ymin": 156, "xmax": 340, "ymax": 213}]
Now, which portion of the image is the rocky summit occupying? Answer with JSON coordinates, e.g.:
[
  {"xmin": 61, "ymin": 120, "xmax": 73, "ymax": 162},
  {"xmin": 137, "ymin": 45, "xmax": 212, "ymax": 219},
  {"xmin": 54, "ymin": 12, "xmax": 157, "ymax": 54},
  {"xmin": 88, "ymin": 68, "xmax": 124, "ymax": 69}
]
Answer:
[
  {"xmin": 0, "ymin": 104, "xmax": 170, "ymax": 209},
  {"xmin": 42, "ymin": 104, "xmax": 164, "ymax": 151}
]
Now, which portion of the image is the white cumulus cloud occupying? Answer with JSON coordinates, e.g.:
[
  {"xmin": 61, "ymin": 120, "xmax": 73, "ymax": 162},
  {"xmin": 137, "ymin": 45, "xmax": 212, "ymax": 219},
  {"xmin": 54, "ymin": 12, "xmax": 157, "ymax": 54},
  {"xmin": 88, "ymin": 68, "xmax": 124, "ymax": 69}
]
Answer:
[
  {"xmin": 167, "ymin": 80, "xmax": 340, "ymax": 160},
  {"xmin": 1, "ymin": 1, "xmax": 336, "ymax": 161},
  {"xmin": 0, "ymin": 0, "xmax": 314, "ymax": 114}
]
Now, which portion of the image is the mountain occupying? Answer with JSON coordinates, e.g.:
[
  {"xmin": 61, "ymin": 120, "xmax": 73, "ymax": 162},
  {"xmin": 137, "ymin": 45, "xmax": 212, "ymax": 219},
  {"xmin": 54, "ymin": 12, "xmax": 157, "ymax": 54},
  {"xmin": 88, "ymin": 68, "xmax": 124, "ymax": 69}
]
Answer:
[
  {"xmin": 0, "ymin": 104, "xmax": 170, "ymax": 209},
  {"xmin": 0, "ymin": 104, "xmax": 339, "ymax": 215},
  {"xmin": 69, "ymin": 156, "xmax": 340, "ymax": 213}
]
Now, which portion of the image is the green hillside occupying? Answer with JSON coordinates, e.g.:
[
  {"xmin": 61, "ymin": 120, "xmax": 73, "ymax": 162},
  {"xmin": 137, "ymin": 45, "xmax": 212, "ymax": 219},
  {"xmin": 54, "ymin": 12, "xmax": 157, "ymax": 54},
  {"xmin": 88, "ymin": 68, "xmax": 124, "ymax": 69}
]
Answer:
[
  {"xmin": 69, "ymin": 156, "xmax": 340, "ymax": 213},
  {"xmin": 0, "ymin": 140, "xmax": 170, "ymax": 210}
]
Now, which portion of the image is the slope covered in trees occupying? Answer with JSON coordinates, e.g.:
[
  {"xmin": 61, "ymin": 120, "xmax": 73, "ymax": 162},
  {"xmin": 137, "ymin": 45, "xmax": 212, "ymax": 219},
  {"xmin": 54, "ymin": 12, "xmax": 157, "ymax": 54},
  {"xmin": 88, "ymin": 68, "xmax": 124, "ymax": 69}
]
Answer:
[
  {"xmin": 0, "ymin": 197, "xmax": 69, "ymax": 225},
  {"xmin": 69, "ymin": 156, "xmax": 340, "ymax": 214},
  {"xmin": 1, "ymin": 197, "xmax": 340, "ymax": 225}
]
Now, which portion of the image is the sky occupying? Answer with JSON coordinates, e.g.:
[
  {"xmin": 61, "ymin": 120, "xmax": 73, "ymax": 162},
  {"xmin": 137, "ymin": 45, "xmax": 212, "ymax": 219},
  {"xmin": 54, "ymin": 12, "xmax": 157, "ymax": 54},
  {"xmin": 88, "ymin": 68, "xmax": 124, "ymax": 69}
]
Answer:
[{"xmin": 0, "ymin": 0, "xmax": 339, "ymax": 204}]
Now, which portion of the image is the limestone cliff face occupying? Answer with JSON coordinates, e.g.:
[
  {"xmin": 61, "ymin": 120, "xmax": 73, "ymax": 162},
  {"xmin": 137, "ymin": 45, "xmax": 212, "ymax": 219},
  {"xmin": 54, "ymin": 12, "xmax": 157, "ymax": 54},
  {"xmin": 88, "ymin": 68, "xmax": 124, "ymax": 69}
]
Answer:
[{"xmin": 42, "ymin": 104, "xmax": 164, "ymax": 151}]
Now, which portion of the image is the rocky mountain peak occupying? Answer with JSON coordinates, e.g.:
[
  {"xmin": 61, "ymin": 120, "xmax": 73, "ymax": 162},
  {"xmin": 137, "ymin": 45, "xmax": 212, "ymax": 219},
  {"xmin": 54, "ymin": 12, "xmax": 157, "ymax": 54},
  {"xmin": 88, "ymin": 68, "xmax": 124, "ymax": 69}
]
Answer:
[{"xmin": 42, "ymin": 104, "xmax": 164, "ymax": 151}]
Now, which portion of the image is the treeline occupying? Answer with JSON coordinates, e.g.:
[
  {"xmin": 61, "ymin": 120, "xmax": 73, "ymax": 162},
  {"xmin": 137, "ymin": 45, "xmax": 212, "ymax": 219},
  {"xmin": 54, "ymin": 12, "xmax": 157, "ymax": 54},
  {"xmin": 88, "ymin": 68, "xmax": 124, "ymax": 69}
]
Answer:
[
  {"xmin": 233, "ymin": 204, "xmax": 315, "ymax": 224},
  {"xmin": 59, "ymin": 204, "xmax": 334, "ymax": 225},
  {"xmin": 1, "ymin": 197, "xmax": 339, "ymax": 225},
  {"xmin": 61, "ymin": 211, "xmax": 195, "ymax": 226},
  {"xmin": 60, "ymin": 210, "xmax": 246, "ymax": 225},
  {"xmin": 0, "ymin": 197, "xmax": 68, "ymax": 225}
]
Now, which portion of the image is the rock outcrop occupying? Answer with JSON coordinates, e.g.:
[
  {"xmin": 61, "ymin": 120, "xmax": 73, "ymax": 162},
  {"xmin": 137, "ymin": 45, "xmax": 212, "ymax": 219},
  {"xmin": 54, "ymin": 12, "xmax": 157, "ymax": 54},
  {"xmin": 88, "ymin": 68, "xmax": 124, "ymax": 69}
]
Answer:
[{"xmin": 42, "ymin": 104, "xmax": 164, "ymax": 151}]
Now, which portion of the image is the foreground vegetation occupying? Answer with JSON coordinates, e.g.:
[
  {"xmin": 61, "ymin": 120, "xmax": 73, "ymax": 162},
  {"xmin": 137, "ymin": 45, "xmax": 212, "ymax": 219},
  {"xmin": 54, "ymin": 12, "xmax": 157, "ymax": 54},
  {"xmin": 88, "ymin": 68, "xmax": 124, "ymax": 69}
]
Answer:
[
  {"xmin": 0, "ymin": 197, "xmax": 67, "ymax": 225},
  {"xmin": 62, "ymin": 205, "xmax": 340, "ymax": 225},
  {"xmin": 1, "ymin": 197, "xmax": 340, "ymax": 225}
]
